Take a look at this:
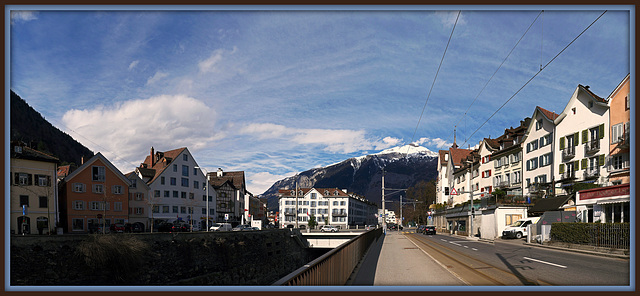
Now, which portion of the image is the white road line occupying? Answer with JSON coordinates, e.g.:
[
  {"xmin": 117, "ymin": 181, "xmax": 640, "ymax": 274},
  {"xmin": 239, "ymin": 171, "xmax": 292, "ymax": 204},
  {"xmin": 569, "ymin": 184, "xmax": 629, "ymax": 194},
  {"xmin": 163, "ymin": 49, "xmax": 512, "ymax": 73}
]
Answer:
[
  {"xmin": 463, "ymin": 246, "xmax": 469, "ymax": 248},
  {"xmin": 523, "ymin": 256, "xmax": 567, "ymax": 269},
  {"xmin": 449, "ymin": 242, "xmax": 462, "ymax": 246},
  {"xmin": 441, "ymin": 239, "xmax": 448, "ymax": 242},
  {"xmin": 471, "ymin": 248, "xmax": 478, "ymax": 251}
]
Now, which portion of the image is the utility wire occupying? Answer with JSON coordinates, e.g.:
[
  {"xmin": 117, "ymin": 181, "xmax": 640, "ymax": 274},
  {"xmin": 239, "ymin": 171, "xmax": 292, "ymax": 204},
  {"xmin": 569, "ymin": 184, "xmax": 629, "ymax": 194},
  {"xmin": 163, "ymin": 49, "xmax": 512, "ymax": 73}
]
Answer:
[
  {"xmin": 405, "ymin": 10, "xmax": 461, "ymax": 157},
  {"xmin": 459, "ymin": 10, "xmax": 607, "ymax": 148},
  {"xmin": 454, "ymin": 10, "xmax": 544, "ymax": 142}
]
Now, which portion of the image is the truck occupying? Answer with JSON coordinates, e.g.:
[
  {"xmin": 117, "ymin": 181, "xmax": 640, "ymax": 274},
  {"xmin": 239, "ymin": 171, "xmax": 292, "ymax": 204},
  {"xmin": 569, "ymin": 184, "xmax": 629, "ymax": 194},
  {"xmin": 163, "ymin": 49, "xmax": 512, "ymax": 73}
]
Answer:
[{"xmin": 501, "ymin": 217, "xmax": 540, "ymax": 239}]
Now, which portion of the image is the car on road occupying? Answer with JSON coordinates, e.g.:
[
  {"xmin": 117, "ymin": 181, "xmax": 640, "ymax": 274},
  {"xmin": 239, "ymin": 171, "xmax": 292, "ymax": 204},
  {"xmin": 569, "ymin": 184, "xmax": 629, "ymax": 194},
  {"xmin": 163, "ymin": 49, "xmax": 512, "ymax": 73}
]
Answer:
[
  {"xmin": 424, "ymin": 225, "xmax": 436, "ymax": 235},
  {"xmin": 125, "ymin": 222, "xmax": 145, "ymax": 233},
  {"xmin": 502, "ymin": 217, "xmax": 540, "ymax": 239},
  {"xmin": 232, "ymin": 224, "xmax": 253, "ymax": 231},
  {"xmin": 210, "ymin": 223, "xmax": 233, "ymax": 232},
  {"xmin": 366, "ymin": 225, "xmax": 377, "ymax": 230},
  {"xmin": 110, "ymin": 223, "xmax": 125, "ymax": 233},
  {"xmin": 171, "ymin": 223, "xmax": 190, "ymax": 232},
  {"xmin": 320, "ymin": 225, "xmax": 339, "ymax": 232}
]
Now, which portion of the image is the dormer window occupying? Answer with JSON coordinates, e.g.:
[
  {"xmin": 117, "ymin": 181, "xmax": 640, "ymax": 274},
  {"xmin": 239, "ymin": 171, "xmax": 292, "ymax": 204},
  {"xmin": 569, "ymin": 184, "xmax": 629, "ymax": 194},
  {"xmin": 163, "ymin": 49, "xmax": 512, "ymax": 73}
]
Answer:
[
  {"xmin": 588, "ymin": 101, "xmax": 594, "ymax": 108},
  {"xmin": 324, "ymin": 190, "xmax": 330, "ymax": 195},
  {"xmin": 298, "ymin": 190, "xmax": 303, "ymax": 196},
  {"xmin": 334, "ymin": 190, "xmax": 339, "ymax": 196},
  {"xmin": 536, "ymin": 120, "xmax": 543, "ymax": 130},
  {"xmin": 291, "ymin": 190, "xmax": 295, "ymax": 196}
]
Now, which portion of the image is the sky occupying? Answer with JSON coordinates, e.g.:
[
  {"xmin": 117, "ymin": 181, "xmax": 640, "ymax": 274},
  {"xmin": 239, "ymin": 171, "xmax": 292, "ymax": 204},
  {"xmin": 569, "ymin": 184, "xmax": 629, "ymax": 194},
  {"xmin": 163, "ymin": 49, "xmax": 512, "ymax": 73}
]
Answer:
[{"xmin": 8, "ymin": 6, "xmax": 632, "ymax": 195}]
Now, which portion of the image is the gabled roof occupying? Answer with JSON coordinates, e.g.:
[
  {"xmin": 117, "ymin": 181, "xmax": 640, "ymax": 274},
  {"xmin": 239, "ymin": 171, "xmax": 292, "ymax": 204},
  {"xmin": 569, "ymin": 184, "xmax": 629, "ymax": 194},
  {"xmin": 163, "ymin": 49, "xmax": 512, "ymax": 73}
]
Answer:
[
  {"xmin": 606, "ymin": 74, "xmax": 630, "ymax": 100},
  {"xmin": 439, "ymin": 150, "xmax": 448, "ymax": 165},
  {"xmin": 57, "ymin": 165, "xmax": 72, "ymax": 178},
  {"xmin": 449, "ymin": 147, "xmax": 471, "ymax": 167},
  {"xmin": 139, "ymin": 147, "xmax": 187, "ymax": 185},
  {"xmin": 207, "ymin": 170, "xmax": 246, "ymax": 191},
  {"xmin": 278, "ymin": 187, "xmax": 349, "ymax": 197},
  {"xmin": 483, "ymin": 138, "xmax": 500, "ymax": 150},
  {"xmin": 10, "ymin": 141, "xmax": 59, "ymax": 163},
  {"xmin": 209, "ymin": 178, "xmax": 237, "ymax": 190},
  {"xmin": 537, "ymin": 106, "xmax": 560, "ymax": 121},
  {"xmin": 579, "ymin": 84, "xmax": 607, "ymax": 103},
  {"xmin": 63, "ymin": 152, "xmax": 130, "ymax": 185}
]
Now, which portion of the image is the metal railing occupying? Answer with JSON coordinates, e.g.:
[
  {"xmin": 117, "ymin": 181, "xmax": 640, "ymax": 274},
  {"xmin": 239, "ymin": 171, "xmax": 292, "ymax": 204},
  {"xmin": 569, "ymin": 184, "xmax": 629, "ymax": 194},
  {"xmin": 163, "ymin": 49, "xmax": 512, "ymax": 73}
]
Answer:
[
  {"xmin": 550, "ymin": 223, "xmax": 630, "ymax": 250},
  {"xmin": 272, "ymin": 227, "xmax": 383, "ymax": 285},
  {"xmin": 584, "ymin": 139, "xmax": 600, "ymax": 154},
  {"xmin": 562, "ymin": 146, "xmax": 575, "ymax": 159},
  {"xmin": 584, "ymin": 167, "xmax": 600, "ymax": 179}
]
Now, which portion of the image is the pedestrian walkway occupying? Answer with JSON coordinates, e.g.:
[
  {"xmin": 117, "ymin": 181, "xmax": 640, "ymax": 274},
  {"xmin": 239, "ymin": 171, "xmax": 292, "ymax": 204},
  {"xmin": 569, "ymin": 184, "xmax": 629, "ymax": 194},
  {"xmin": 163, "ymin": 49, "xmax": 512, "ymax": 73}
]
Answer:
[{"xmin": 348, "ymin": 230, "xmax": 465, "ymax": 286}]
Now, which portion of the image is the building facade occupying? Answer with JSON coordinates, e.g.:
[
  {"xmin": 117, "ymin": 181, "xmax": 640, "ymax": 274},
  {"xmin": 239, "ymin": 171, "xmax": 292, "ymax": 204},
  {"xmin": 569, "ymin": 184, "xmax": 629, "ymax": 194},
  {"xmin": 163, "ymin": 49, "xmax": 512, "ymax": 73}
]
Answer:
[
  {"xmin": 606, "ymin": 74, "xmax": 630, "ymax": 185},
  {"xmin": 124, "ymin": 172, "xmax": 151, "ymax": 231},
  {"xmin": 522, "ymin": 107, "xmax": 559, "ymax": 201},
  {"xmin": 59, "ymin": 153, "xmax": 130, "ymax": 233},
  {"xmin": 10, "ymin": 141, "xmax": 59, "ymax": 235},
  {"xmin": 492, "ymin": 118, "xmax": 529, "ymax": 200}
]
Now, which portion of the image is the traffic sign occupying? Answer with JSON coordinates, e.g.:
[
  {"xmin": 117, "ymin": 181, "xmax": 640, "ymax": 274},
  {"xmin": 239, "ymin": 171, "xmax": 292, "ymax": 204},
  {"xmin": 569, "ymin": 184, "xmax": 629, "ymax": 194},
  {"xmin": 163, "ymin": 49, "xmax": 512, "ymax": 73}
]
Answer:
[
  {"xmin": 224, "ymin": 214, "xmax": 229, "ymax": 221},
  {"xmin": 450, "ymin": 188, "xmax": 459, "ymax": 195}
]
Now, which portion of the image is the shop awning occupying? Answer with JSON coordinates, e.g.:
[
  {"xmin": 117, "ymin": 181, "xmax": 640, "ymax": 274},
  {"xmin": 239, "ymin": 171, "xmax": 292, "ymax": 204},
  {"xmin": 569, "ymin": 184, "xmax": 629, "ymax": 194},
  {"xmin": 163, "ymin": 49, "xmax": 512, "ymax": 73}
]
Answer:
[{"xmin": 596, "ymin": 197, "xmax": 630, "ymax": 205}]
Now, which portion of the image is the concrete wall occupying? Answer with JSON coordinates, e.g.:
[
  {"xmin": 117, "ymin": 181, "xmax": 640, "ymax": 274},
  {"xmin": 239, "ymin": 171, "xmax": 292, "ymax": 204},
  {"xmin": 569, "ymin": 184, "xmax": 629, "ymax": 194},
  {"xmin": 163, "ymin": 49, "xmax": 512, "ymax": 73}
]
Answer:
[{"xmin": 10, "ymin": 229, "xmax": 313, "ymax": 286}]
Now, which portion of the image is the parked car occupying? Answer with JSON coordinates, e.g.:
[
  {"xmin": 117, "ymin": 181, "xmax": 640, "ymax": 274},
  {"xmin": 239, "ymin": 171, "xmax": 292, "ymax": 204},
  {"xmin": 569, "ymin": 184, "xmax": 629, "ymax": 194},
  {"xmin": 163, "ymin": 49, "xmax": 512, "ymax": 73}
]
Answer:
[
  {"xmin": 171, "ymin": 223, "xmax": 190, "ymax": 232},
  {"xmin": 320, "ymin": 225, "xmax": 339, "ymax": 232},
  {"xmin": 424, "ymin": 225, "xmax": 436, "ymax": 235},
  {"xmin": 210, "ymin": 223, "xmax": 233, "ymax": 232},
  {"xmin": 156, "ymin": 222, "xmax": 173, "ymax": 232},
  {"xmin": 502, "ymin": 217, "xmax": 540, "ymax": 239},
  {"xmin": 232, "ymin": 224, "xmax": 252, "ymax": 231},
  {"xmin": 366, "ymin": 225, "xmax": 377, "ymax": 230},
  {"xmin": 110, "ymin": 223, "xmax": 125, "ymax": 233},
  {"xmin": 125, "ymin": 222, "xmax": 145, "ymax": 233}
]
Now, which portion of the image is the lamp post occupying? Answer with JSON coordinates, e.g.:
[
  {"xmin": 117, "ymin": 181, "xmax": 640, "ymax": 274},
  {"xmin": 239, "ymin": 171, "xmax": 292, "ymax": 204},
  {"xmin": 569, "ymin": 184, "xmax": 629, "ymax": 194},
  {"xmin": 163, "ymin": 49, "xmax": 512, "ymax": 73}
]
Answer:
[{"xmin": 195, "ymin": 166, "xmax": 209, "ymax": 232}]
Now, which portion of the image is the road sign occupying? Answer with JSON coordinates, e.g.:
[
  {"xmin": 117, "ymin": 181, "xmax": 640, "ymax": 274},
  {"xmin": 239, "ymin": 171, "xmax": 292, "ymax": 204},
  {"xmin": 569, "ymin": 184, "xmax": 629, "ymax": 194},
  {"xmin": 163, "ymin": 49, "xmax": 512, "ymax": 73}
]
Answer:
[
  {"xmin": 450, "ymin": 188, "xmax": 459, "ymax": 195},
  {"xmin": 224, "ymin": 214, "xmax": 229, "ymax": 221}
]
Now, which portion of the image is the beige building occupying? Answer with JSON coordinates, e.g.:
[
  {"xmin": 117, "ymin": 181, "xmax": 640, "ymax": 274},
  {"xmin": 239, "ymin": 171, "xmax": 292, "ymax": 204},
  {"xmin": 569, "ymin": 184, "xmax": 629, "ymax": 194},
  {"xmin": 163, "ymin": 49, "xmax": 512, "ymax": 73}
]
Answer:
[
  {"xmin": 10, "ymin": 141, "xmax": 59, "ymax": 235},
  {"xmin": 606, "ymin": 74, "xmax": 630, "ymax": 185}
]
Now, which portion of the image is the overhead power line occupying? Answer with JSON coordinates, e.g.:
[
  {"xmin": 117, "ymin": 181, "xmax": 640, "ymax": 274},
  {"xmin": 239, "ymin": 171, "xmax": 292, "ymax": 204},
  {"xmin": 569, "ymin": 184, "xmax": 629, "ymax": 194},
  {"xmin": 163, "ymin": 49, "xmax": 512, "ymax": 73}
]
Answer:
[
  {"xmin": 459, "ymin": 10, "xmax": 608, "ymax": 149},
  {"xmin": 405, "ymin": 10, "xmax": 461, "ymax": 157}
]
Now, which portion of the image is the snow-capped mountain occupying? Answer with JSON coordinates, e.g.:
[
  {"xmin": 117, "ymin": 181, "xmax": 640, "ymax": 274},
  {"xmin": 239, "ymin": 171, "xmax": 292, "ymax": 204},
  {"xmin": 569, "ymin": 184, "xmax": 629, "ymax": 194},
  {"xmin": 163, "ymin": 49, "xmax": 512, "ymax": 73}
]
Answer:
[{"xmin": 261, "ymin": 145, "xmax": 438, "ymax": 211}]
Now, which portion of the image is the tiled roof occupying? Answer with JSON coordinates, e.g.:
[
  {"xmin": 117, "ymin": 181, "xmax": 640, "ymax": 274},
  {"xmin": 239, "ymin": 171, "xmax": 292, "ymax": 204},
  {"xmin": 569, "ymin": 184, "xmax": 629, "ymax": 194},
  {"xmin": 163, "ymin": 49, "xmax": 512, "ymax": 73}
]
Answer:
[
  {"xmin": 537, "ymin": 106, "xmax": 559, "ymax": 121},
  {"xmin": 57, "ymin": 165, "xmax": 72, "ymax": 178},
  {"xmin": 529, "ymin": 195, "xmax": 574, "ymax": 214},
  {"xmin": 449, "ymin": 147, "xmax": 471, "ymax": 167},
  {"xmin": 439, "ymin": 150, "xmax": 448, "ymax": 165},
  {"xmin": 11, "ymin": 141, "xmax": 59, "ymax": 163},
  {"xmin": 483, "ymin": 138, "xmax": 500, "ymax": 150},
  {"xmin": 207, "ymin": 171, "xmax": 246, "ymax": 191},
  {"xmin": 579, "ymin": 84, "xmax": 607, "ymax": 103},
  {"xmin": 139, "ymin": 147, "xmax": 187, "ymax": 184}
]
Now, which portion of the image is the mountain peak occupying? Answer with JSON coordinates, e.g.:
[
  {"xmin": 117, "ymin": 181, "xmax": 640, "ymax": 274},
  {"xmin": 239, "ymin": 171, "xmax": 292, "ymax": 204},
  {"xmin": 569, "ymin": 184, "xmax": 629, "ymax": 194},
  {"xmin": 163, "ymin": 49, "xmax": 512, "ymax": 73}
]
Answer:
[{"xmin": 376, "ymin": 144, "xmax": 437, "ymax": 157}]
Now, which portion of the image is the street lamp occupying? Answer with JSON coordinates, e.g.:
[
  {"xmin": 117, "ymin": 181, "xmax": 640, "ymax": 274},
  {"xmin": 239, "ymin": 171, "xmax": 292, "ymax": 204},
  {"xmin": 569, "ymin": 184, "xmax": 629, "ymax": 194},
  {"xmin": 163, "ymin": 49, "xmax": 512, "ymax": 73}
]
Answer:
[{"xmin": 195, "ymin": 166, "xmax": 209, "ymax": 232}]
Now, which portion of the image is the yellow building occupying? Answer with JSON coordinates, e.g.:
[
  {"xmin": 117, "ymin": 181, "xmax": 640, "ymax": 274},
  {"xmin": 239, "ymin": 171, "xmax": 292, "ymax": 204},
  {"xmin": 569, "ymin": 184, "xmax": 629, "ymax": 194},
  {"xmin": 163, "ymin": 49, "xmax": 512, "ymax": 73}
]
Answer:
[{"xmin": 10, "ymin": 141, "xmax": 59, "ymax": 235}]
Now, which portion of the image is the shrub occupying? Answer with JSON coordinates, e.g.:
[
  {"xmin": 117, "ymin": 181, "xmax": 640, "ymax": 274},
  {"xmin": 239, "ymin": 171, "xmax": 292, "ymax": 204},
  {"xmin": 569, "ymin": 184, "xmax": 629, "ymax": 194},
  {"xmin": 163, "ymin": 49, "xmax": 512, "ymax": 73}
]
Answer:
[{"xmin": 77, "ymin": 234, "xmax": 149, "ymax": 283}]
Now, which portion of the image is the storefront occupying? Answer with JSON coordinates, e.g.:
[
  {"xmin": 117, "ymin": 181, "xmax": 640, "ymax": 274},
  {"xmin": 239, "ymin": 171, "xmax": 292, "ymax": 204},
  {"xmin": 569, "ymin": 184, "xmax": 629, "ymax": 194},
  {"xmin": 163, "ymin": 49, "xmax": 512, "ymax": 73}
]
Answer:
[{"xmin": 576, "ymin": 184, "xmax": 630, "ymax": 223}]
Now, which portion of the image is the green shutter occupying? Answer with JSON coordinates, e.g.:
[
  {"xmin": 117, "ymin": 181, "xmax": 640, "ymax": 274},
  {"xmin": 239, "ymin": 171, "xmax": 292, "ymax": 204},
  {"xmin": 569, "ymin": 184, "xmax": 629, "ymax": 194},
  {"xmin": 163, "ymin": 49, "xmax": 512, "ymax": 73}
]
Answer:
[
  {"xmin": 582, "ymin": 130, "xmax": 588, "ymax": 144},
  {"xmin": 581, "ymin": 158, "xmax": 587, "ymax": 170},
  {"xmin": 599, "ymin": 124, "xmax": 605, "ymax": 139},
  {"xmin": 599, "ymin": 154, "xmax": 605, "ymax": 166},
  {"xmin": 559, "ymin": 137, "xmax": 565, "ymax": 150},
  {"xmin": 559, "ymin": 164, "xmax": 565, "ymax": 174},
  {"xmin": 573, "ymin": 133, "xmax": 579, "ymax": 146}
]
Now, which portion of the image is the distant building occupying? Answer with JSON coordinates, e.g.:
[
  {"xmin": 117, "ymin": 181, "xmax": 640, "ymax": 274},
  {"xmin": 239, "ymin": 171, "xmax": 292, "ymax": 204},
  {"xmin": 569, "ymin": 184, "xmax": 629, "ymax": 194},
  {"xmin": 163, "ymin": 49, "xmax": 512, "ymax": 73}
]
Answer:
[
  {"xmin": 124, "ymin": 172, "xmax": 151, "ymax": 231},
  {"xmin": 207, "ymin": 168, "xmax": 248, "ymax": 225},
  {"xmin": 492, "ymin": 117, "xmax": 530, "ymax": 200},
  {"xmin": 10, "ymin": 141, "xmax": 59, "ymax": 235}
]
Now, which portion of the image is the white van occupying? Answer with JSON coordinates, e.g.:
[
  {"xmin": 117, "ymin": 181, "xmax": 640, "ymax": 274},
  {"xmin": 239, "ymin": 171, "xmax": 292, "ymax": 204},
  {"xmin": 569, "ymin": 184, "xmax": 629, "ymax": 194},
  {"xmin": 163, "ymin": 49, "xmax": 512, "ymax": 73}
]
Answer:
[
  {"xmin": 210, "ymin": 223, "xmax": 233, "ymax": 232},
  {"xmin": 502, "ymin": 217, "xmax": 540, "ymax": 239}
]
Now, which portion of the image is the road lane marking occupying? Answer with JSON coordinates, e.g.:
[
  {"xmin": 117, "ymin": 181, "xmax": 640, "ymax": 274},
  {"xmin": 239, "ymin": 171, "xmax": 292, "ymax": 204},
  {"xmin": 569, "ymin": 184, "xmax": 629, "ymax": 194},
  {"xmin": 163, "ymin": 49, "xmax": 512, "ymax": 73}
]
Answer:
[
  {"xmin": 449, "ymin": 242, "xmax": 462, "ymax": 246},
  {"xmin": 523, "ymin": 256, "xmax": 567, "ymax": 269},
  {"xmin": 471, "ymin": 248, "xmax": 478, "ymax": 251},
  {"xmin": 463, "ymin": 246, "xmax": 469, "ymax": 248}
]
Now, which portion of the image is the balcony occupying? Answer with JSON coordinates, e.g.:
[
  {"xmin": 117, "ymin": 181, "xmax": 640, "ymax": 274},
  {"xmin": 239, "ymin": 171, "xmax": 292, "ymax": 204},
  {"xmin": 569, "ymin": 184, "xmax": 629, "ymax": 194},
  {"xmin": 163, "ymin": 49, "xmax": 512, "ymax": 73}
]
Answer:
[
  {"xmin": 561, "ymin": 171, "xmax": 575, "ymax": 180},
  {"xmin": 619, "ymin": 131, "xmax": 630, "ymax": 149},
  {"xmin": 584, "ymin": 167, "xmax": 600, "ymax": 179},
  {"xmin": 528, "ymin": 183, "xmax": 545, "ymax": 193},
  {"xmin": 284, "ymin": 211, "xmax": 296, "ymax": 216},
  {"xmin": 562, "ymin": 147, "xmax": 575, "ymax": 159},
  {"xmin": 495, "ymin": 180, "xmax": 510, "ymax": 188},
  {"xmin": 584, "ymin": 139, "xmax": 600, "ymax": 155},
  {"xmin": 332, "ymin": 211, "xmax": 347, "ymax": 217}
]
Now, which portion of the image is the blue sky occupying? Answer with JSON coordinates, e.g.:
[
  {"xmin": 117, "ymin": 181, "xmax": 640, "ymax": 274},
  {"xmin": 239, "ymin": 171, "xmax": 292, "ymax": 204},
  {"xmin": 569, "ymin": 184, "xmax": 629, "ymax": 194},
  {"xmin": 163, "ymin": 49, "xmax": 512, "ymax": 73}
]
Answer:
[{"xmin": 8, "ymin": 7, "xmax": 632, "ymax": 195}]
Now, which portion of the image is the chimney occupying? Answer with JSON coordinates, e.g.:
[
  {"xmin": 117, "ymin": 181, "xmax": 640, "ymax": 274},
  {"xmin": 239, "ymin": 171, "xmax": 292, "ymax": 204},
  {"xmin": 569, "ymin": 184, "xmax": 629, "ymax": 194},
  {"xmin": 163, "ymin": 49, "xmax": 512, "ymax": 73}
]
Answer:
[
  {"xmin": 217, "ymin": 168, "xmax": 223, "ymax": 177},
  {"xmin": 150, "ymin": 147, "xmax": 155, "ymax": 167},
  {"xmin": 81, "ymin": 156, "xmax": 84, "ymax": 164}
]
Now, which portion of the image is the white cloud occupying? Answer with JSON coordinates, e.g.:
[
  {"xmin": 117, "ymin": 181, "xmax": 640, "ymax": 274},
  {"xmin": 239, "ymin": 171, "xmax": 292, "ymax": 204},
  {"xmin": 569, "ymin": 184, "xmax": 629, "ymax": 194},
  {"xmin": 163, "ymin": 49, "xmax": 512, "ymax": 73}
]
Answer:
[
  {"xmin": 61, "ymin": 95, "xmax": 220, "ymax": 172},
  {"xmin": 415, "ymin": 137, "xmax": 452, "ymax": 149},
  {"xmin": 128, "ymin": 60, "xmax": 139, "ymax": 71},
  {"xmin": 435, "ymin": 11, "xmax": 466, "ymax": 28},
  {"xmin": 146, "ymin": 70, "xmax": 168, "ymax": 85},
  {"xmin": 198, "ymin": 46, "xmax": 238, "ymax": 73},
  {"xmin": 239, "ymin": 123, "xmax": 399, "ymax": 154},
  {"xmin": 11, "ymin": 11, "xmax": 38, "ymax": 24},
  {"xmin": 248, "ymin": 171, "xmax": 298, "ymax": 196}
]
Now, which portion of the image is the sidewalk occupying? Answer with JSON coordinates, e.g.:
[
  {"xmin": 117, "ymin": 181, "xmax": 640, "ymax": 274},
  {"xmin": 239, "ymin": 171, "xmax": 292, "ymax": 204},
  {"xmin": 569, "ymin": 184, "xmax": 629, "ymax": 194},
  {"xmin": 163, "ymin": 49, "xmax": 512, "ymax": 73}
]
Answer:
[{"xmin": 348, "ymin": 230, "xmax": 465, "ymax": 286}]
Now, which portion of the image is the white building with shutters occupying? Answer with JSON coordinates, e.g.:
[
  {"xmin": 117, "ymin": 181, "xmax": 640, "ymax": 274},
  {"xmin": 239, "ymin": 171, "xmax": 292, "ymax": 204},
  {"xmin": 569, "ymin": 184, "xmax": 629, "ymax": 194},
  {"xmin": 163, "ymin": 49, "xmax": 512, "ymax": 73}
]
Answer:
[
  {"xmin": 522, "ymin": 106, "xmax": 559, "ymax": 201},
  {"xmin": 553, "ymin": 84, "xmax": 610, "ymax": 195}
]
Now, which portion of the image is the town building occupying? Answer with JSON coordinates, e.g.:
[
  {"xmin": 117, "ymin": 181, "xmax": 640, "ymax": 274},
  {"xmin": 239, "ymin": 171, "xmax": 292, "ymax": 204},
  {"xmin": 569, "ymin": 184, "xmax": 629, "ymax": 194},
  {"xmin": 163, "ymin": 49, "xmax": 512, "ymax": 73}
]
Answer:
[
  {"xmin": 135, "ymin": 147, "xmax": 216, "ymax": 230},
  {"xmin": 378, "ymin": 209, "xmax": 397, "ymax": 225},
  {"xmin": 59, "ymin": 152, "xmax": 130, "ymax": 233},
  {"xmin": 124, "ymin": 172, "xmax": 151, "ymax": 231},
  {"xmin": 278, "ymin": 187, "xmax": 378, "ymax": 229},
  {"xmin": 605, "ymin": 74, "xmax": 631, "ymax": 185},
  {"xmin": 443, "ymin": 142, "xmax": 472, "ymax": 206},
  {"xmin": 492, "ymin": 118, "xmax": 530, "ymax": 201},
  {"xmin": 522, "ymin": 106, "xmax": 559, "ymax": 201},
  {"xmin": 10, "ymin": 141, "xmax": 59, "ymax": 235},
  {"xmin": 207, "ymin": 168, "xmax": 248, "ymax": 225},
  {"xmin": 553, "ymin": 85, "xmax": 610, "ymax": 195}
]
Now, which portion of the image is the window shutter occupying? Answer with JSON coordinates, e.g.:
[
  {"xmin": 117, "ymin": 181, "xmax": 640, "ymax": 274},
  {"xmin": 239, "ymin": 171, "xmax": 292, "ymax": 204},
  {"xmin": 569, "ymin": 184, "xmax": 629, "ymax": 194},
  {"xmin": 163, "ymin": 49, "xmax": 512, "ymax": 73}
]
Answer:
[
  {"xmin": 14, "ymin": 173, "xmax": 19, "ymax": 185},
  {"xmin": 559, "ymin": 164, "xmax": 565, "ymax": 174},
  {"xmin": 559, "ymin": 137, "xmax": 565, "ymax": 150},
  {"xmin": 526, "ymin": 160, "xmax": 530, "ymax": 171},
  {"xmin": 599, "ymin": 124, "xmax": 605, "ymax": 139},
  {"xmin": 47, "ymin": 176, "xmax": 52, "ymax": 186},
  {"xmin": 582, "ymin": 130, "xmax": 588, "ymax": 144},
  {"xmin": 574, "ymin": 160, "xmax": 580, "ymax": 171},
  {"xmin": 526, "ymin": 143, "xmax": 530, "ymax": 153},
  {"xmin": 598, "ymin": 154, "xmax": 605, "ymax": 166},
  {"xmin": 539, "ymin": 155, "xmax": 544, "ymax": 167},
  {"xmin": 573, "ymin": 133, "xmax": 579, "ymax": 146},
  {"xmin": 581, "ymin": 158, "xmax": 587, "ymax": 170}
]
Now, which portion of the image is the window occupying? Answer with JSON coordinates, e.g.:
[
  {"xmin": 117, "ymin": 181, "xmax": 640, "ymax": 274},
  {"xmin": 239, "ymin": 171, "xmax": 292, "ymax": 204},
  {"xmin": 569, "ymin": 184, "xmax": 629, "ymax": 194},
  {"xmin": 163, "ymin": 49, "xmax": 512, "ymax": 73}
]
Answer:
[
  {"xmin": 539, "ymin": 153, "xmax": 552, "ymax": 167},
  {"xmin": 161, "ymin": 177, "xmax": 165, "ymax": 185},
  {"xmin": 181, "ymin": 192, "xmax": 187, "ymax": 199},
  {"xmin": 536, "ymin": 119, "xmax": 543, "ymax": 130},
  {"xmin": 611, "ymin": 123, "xmax": 623, "ymax": 143},
  {"xmin": 173, "ymin": 206, "xmax": 179, "ymax": 213},
  {"xmin": 181, "ymin": 178, "xmax": 189, "ymax": 187},
  {"xmin": 135, "ymin": 193, "xmax": 144, "ymax": 201},
  {"xmin": 153, "ymin": 205, "xmax": 159, "ymax": 213},
  {"xmin": 188, "ymin": 207, "xmax": 193, "ymax": 214},
  {"xmin": 182, "ymin": 165, "xmax": 189, "ymax": 177},
  {"xmin": 180, "ymin": 207, "xmax": 186, "ymax": 214},
  {"xmin": 173, "ymin": 164, "xmax": 178, "ymax": 172},
  {"xmin": 506, "ymin": 214, "xmax": 522, "ymax": 226},
  {"xmin": 527, "ymin": 140, "xmax": 538, "ymax": 153},
  {"xmin": 202, "ymin": 208, "xmax": 207, "ymax": 215},
  {"xmin": 93, "ymin": 184, "xmax": 104, "ymax": 194},
  {"xmin": 170, "ymin": 177, "xmax": 176, "ymax": 186},
  {"xmin": 73, "ymin": 183, "xmax": 86, "ymax": 193},
  {"xmin": 163, "ymin": 206, "xmax": 170, "ymax": 213},
  {"xmin": 194, "ymin": 181, "xmax": 199, "ymax": 189},
  {"xmin": 72, "ymin": 218, "xmax": 84, "ymax": 231},
  {"xmin": 173, "ymin": 191, "xmax": 179, "ymax": 198},
  {"xmin": 36, "ymin": 175, "xmax": 50, "ymax": 186},
  {"xmin": 90, "ymin": 201, "xmax": 108, "ymax": 211},
  {"xmin": 112, "ymin": 185, "xmax": 123, "ymax": 194},
  {"xmin": 72, "ymin": 200, "xmax": 84, "ymax": 210},
  {"xmin": 625, "ymin": 96, "xmax": 630, "ymax": 110},
  {"xmin": 183, "ymin": 154, "xmax": 188, "ymax": 161},
  {"xmin": 611, "ymin": 154, "xmax": 629, "ymax": 170},
  {"xmin": 164, "ymin": 190, "xmax": 170, "ymax": 198},
  {"xmin": 311, "ymin": 193, "xmax": 317, "ymax": 199},
  {"xmin": 333, "ymin": 201, "xmax": 339, "ymax": 206},
  {"xmin": 154, "ymin": 190, "xmax": 160, "ymax": 197},
  {"xmin": 130, "ymin": 178, "xmax": 137, "ymax": 188},
  {"xmin": 193, "ymin": 167, "xmax": 198, "ymax": 175},
  {"xmin": 92, "ymin": 166, "xmax": 106, "ymax": 181},
  {"xmin": 134, "ymin": 208, "xmax": 144, "ymax": 215},
  {"xmin": 482, "ymin": 170, "xmax": 491, "ymax": 178},
  {"xmin": 311, "ymin": 201, "xmax": 316, "ymax": 207},
  {"xmin": 539, "ymin": 133, "xmax": 553, "ymax": 147},
  {"xmin": 189, "ymin": 193, "xmax": 194, "ymax": 199},
  {"xmin": 340, "ymin": 201, "xmax": 346, "ymax": 206},
  {"xmin": 114, "ymin": 202, "xmax": 123, "ymax": 212},
  {"xmin": 20, "ymin": 195, "xmax": 29, "ymax": 207}
]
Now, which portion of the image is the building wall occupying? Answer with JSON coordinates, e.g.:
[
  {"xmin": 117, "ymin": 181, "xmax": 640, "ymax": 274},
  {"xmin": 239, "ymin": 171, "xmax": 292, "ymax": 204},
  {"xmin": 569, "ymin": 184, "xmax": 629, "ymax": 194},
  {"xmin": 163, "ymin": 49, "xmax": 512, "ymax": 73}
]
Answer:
[
  {"xmin": 607, "ymin": 75, "xmax": 630, "ymax": 185},
  {"xmin": 126, "ymin": 174, "xmax": 151, "ymax": 230},
  {"xmin": 10, "ymin": 158, "xmax": 58, "ymax": 235},
  {"xmin": 61, "ymin": 157, "xmax": 129, "ymax": 233},
  {"xmin": 436, "ymin": 152, "xmax": 448, "ymax": 204},
  {"xmin": 477, "ymin": 142, "xmax": 495, "ymax": 199},
  {"xmin": 279, "ymin": 188, "xmax": 354, "ymax": 229},
  {"xmin": 523, "ymin": 111, "xmax": 555, "ymax": 199},
  {"xmin": 493, "ymin": 148, "xmax": 523, "ymax": 196}
]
